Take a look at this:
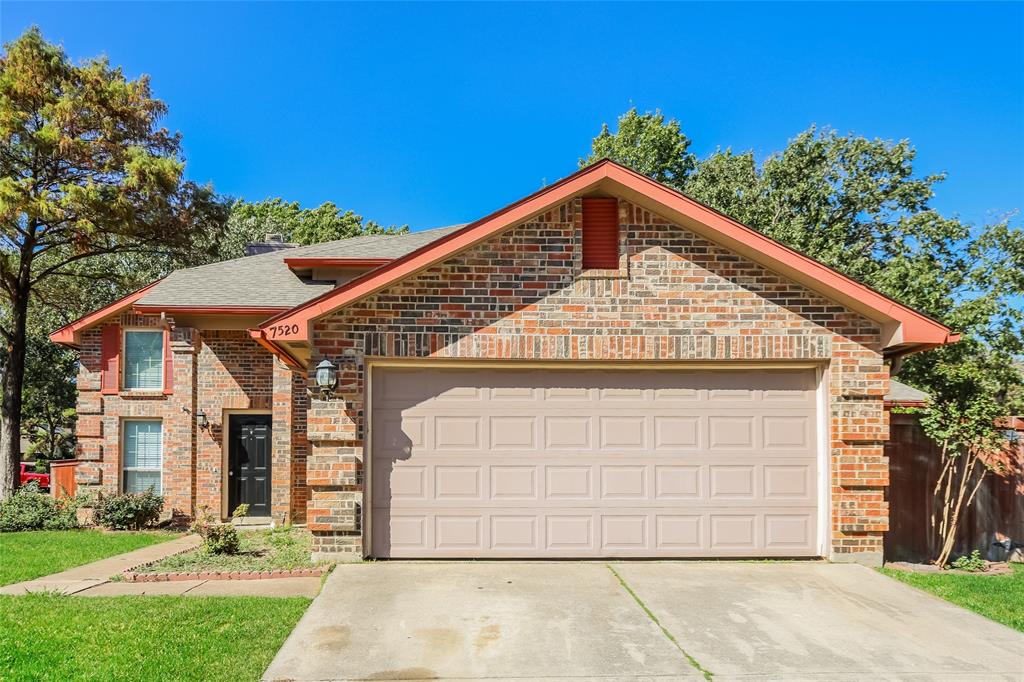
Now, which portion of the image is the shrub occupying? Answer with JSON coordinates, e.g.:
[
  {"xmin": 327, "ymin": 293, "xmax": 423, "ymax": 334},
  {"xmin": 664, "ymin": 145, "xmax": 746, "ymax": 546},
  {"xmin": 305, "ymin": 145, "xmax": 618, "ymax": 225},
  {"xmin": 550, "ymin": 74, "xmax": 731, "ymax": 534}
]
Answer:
[
  {"xmin": 190, "ymin": 504, "xmax": 247, "ymax": 555},
  {"xmin": 204, "ymin": 523, "xmax": 240, "ymax": 554},
  {"xmin": 949, "ymin": 549, "xmax": 987, "ymax": 572},
  {"xmin": 94, "ymin": 490, "xmax": 164, "ymax": 530},
  {"xmin": 0, "ymin": 482, "xmax": 79, "ymax": 532}
]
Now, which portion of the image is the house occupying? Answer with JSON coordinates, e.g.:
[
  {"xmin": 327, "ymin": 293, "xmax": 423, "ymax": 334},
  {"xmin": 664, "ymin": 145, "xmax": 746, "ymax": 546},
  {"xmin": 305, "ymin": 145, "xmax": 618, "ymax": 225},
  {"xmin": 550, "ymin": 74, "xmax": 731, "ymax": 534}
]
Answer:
[{"xmin": 50, "ymin": 159, "xmax": 958, "ymax": 565}]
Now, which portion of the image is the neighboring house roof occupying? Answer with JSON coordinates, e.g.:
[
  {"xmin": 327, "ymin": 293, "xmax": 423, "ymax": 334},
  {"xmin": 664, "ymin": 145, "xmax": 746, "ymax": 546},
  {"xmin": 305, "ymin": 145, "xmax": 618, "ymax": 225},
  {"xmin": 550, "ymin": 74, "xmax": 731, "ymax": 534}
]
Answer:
[
  {"xmin": 886, "ymin": 380, "xmax": 931, "ymax": 407},
  {"xmin": 137, "ymin": 225, "xmax": 465, "ymax": 309},
  {"xmin": 254, "ymin": 159, "xmax": 958, "ymax": 360}
]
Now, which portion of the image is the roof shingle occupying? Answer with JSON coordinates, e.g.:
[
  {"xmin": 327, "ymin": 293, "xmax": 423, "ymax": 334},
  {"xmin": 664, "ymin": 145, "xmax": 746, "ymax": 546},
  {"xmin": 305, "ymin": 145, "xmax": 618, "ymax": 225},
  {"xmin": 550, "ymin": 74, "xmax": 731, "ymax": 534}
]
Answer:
[{"xmin": 137, "ymin": 225, "xmax": 464, "ymax": 308}]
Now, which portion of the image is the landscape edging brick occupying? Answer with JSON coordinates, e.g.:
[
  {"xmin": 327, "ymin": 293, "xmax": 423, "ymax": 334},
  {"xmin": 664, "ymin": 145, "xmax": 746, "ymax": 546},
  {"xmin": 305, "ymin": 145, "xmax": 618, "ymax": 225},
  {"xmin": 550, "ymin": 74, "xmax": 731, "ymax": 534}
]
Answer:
[{"xmin": 122, "ymin": 566, "xmax": 328, "ymax": 582}]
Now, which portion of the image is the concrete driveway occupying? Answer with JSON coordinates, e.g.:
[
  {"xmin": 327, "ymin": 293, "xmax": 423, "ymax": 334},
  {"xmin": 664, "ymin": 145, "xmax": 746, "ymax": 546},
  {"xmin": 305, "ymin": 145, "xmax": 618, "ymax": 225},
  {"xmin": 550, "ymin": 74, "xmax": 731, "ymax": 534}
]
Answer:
[{"xmin": 264, "ymin": 562, "xmax": 1024, "ymax": 681}]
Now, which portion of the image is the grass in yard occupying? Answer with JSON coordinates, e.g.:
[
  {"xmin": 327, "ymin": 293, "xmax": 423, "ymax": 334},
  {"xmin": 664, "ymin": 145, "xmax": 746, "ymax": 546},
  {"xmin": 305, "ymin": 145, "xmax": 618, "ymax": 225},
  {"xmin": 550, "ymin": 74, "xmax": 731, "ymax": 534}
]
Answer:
[
  {"xmin": 140, "ymin": 525, "xmax": 319, "ymax": 573},
  {"xmin": 0, "ymin": 594, "xmax": 310, "ymax": 681},
  {"xmin": 0, "ymin": 530, "xmax": 176, "ymax": 586},
  {"xmin": 879, "ymin": 563, "xmax": 1024, "ymax": 632}
]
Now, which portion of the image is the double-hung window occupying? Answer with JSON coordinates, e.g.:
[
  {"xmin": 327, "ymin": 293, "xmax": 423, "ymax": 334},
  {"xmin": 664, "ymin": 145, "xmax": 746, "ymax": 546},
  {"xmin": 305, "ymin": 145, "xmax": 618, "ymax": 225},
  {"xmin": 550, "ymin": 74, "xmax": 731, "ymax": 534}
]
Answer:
[
  {"xmin": 123, "ymin": 420, "xmax": 162, "ymax": 494},
  {"xmin": 123, "ymin": 330, "xmax": 164, "ymax": 391}
]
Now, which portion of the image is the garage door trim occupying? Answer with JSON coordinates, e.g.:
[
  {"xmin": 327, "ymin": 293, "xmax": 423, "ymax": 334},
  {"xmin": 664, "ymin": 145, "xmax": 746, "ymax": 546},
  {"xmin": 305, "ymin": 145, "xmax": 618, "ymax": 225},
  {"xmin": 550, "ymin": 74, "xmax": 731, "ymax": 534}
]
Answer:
[{"xmin": 364, "ymin": 360, "xmax": 830, "ymax": 559}]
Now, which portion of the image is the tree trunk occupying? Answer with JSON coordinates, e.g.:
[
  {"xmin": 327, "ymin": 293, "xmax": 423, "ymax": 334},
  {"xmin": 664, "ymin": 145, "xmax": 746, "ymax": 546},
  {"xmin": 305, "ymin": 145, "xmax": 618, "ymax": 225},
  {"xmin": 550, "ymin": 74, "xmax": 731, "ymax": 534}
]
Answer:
[{"xmin": 0, "ymin": 295, "xmax": 29, "ymax": 501}]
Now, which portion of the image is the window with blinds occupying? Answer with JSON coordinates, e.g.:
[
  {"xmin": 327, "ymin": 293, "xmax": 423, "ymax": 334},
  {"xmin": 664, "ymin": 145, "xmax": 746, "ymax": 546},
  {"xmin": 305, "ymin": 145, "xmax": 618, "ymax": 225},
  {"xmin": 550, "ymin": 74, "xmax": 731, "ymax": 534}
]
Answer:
[
  {"xmin": 123, "ymin": 330, "xmax": 164, "ymax": 390},
  {"xmin": 123, "ymin": 420, "xmax": 162, "ymax": 494}
]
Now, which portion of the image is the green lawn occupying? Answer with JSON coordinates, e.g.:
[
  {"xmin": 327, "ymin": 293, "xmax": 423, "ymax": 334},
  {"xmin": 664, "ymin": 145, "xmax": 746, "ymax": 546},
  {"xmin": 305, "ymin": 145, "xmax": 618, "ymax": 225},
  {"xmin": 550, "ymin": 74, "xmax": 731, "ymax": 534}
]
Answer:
[
  {"xmin": 879, "ymin": 563, "xmax": 1024, "ymax": 632},
  {"xmin": 0, "ymin": 530, "xmax": 175, "ymax": 586},
  {"xmin": 0, "ymin": 594, "xmax": 310, "ymax": 681},
  {"xmin": 140, "ymin": 526, "xmax": 319, "ymax": 574}
]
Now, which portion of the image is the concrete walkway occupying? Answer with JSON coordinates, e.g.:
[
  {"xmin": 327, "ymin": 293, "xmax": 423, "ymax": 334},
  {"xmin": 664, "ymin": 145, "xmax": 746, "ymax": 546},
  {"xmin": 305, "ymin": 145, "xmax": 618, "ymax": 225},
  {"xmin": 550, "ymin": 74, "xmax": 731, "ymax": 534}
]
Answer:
[
  {"xmin": 1, "ymin": 534, "xmax": 320, "ymax": 598},
  {"xmin": 265, "ymin": 561, "xmax": 1024, "ymax": 681}
]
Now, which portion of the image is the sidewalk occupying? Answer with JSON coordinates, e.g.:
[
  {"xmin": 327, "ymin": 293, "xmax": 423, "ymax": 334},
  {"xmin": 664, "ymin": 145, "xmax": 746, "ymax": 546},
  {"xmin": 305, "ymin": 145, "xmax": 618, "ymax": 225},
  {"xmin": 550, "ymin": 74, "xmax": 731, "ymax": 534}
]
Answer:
[{"xmin": 1, "ymin": 534, "xmax": 321, "ymax": 598}]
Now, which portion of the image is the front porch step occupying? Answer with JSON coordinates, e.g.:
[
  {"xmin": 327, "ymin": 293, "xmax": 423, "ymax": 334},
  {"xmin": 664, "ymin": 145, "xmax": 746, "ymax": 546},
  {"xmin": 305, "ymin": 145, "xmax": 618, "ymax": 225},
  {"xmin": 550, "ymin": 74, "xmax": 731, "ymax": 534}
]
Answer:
[{"xmin": 232, "ymin": 516, "xmax": 274, "ymax": 528}]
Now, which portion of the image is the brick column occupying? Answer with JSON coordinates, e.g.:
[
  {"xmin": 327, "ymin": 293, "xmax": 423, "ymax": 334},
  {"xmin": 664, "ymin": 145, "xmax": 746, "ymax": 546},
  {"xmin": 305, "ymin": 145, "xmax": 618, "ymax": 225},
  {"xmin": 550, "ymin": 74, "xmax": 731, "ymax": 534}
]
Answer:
[
  {"xmin": 828, "ymin": 339, "xmax": 890, "ymax": 566},
  {"xmin": 271, "ymin": 358, "xmax": 294, "ymax": 525},
  {"xmin": 306, "ymin": 355, "xmax": 364, "ymax": 561},
  {"xmin": 73, "ymin": 369, "xmax": 105, "ymax": 492},
  {"xmin": 163, "ymin": 327, "xmax": 198, "ymax": 520}
]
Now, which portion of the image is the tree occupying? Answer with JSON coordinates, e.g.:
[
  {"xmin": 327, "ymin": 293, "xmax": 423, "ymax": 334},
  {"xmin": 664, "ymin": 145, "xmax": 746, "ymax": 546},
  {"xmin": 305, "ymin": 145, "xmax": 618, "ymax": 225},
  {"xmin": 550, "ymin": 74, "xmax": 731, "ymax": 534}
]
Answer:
[
  {"xmin": 19, "ymin": 326, "xmax": 77, "ymax": 463},
  {"xmin": 584, "ymin": 109, "xmax": 1024, "ymax": 566},
  {"xmin": 213, "ymin": 198, "xmax": 407, "ymax": 261},
  {"xmin": 582, "ymin": 108, "xmax": 696, "ymax": 188},
  {"xmin": 0, "ymin": 28, "xmax": 228, "ymax": 499}
]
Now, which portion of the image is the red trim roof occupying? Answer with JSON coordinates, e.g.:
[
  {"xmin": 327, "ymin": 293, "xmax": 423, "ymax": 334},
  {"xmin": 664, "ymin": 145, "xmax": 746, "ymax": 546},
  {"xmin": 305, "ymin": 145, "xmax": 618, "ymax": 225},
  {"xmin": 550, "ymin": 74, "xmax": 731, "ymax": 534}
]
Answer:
[
  {"xmin": 283, "ymin": 257, "xmax": 393, "ymax": 269},
  {"xmin": 49, "ymin": 280, "xmax": 163, "ymax": 348},
  {"xmin": 255, "ymin": 159, "xmax": 957, "ymax": 353}
]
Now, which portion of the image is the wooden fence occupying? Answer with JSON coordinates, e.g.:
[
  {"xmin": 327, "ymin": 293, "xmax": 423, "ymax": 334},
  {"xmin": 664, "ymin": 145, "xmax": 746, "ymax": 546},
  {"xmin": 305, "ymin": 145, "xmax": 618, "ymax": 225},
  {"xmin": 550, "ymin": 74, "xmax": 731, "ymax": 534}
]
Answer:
[
  {"xmin": 49, "ymin": 459, "xmax": 79, "ymax": 499},
  {"xmin": 886, "ymin": 413, "xmax": 1024, "ymax": 563}
]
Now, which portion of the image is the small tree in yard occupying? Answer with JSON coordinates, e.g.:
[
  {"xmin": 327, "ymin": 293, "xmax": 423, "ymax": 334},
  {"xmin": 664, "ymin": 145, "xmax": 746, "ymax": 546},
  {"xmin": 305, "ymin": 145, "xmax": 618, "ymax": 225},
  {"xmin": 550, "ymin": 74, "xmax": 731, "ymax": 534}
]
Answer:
[
  {"xmin": 918, "ymin": 359, "xmax": 1013, "ymax": 568},
  {"xmin": 0, "ymin": 28, "xmax": 228, "ymax": 500}
]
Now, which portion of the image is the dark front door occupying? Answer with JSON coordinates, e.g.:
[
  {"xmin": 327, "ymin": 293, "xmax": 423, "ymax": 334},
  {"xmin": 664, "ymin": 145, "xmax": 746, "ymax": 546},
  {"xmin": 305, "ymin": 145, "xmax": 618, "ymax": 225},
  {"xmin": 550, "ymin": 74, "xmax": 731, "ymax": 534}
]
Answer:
[{"xmin": 228, "ymin": 413, "xmax": 272, "ymax": 517}]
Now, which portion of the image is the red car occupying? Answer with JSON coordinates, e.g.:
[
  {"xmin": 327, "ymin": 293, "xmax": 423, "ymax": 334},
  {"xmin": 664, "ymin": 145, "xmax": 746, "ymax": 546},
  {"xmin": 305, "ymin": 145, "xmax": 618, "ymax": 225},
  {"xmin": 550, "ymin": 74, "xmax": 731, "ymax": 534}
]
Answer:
[{"xmin": 19, "ymin": 462, "xmax": 50, "ymax": 490}]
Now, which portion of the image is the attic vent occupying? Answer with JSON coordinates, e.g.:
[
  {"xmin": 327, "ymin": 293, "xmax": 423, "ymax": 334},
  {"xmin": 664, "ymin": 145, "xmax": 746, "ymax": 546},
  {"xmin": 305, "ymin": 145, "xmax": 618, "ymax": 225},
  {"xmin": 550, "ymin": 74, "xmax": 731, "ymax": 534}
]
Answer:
[{"xmin": 581, "ymin": 198, "xmax": 620, "ymax": 269}]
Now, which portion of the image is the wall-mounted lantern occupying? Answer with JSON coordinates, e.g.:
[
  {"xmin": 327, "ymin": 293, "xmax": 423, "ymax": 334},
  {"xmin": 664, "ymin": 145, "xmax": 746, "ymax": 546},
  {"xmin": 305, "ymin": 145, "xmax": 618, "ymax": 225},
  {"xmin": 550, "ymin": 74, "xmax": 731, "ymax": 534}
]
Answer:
[
  {"xmin": 195, "ymin": 409, "xmax": 209, "ymax": 430},
  {"xmin": 314, "ymin": 359, "xmax": 338, "ymax": 399}
]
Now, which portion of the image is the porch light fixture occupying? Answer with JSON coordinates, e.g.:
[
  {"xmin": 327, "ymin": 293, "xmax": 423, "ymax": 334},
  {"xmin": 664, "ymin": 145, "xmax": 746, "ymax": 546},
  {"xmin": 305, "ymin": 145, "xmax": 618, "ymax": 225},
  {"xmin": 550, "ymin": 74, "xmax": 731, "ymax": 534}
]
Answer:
[
  {"xmin": 195, "ymin": 409, "xmax": 209, "ymax": 430},
  {"xmin": 314, "ymin": 359, "xmax": 338, "ymax": 399}
]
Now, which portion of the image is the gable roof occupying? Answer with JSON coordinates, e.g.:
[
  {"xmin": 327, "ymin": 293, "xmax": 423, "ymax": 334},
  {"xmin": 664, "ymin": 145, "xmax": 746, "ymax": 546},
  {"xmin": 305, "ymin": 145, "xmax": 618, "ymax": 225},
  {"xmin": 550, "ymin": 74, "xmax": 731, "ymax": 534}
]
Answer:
[
  {"xmin": 48, "ymin": 225, "xmax": 464, "ymax": 347},
  {"xmin": 254, "ymin": 159, "xmax": 957, "ymax": 358}
]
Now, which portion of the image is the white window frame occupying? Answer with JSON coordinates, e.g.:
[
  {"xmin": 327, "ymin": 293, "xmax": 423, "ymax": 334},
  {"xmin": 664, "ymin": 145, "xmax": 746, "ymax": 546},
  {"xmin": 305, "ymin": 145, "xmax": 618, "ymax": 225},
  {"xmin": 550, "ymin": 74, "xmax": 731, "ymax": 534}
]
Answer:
[
  {"xmin": 121, "ymin": 419, "xmax": 163, "ymax": 494},
  {"xmin": 122, "ymin": 328, "xmax": 164, "ymax": 392}
]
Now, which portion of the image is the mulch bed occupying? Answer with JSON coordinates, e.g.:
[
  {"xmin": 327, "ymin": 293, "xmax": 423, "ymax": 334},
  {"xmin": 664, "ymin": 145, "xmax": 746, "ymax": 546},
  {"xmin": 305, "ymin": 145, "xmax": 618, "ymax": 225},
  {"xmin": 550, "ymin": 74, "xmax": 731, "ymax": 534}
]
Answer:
[
  {"xmin": 118, "ymin": 527, "xmax": 329, "ymax": 581},
  {"xmin": 884, "ymin": 560, "xmax": 1016, "ymax": 576}
]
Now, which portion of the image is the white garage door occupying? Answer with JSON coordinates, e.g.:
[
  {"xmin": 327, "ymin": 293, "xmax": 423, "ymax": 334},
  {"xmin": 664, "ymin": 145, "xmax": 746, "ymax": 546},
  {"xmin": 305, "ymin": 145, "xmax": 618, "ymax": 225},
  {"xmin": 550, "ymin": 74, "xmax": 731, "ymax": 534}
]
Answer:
[{"xmin": 370, "ymin": 367, "xmax": 820, "ymax": 558}]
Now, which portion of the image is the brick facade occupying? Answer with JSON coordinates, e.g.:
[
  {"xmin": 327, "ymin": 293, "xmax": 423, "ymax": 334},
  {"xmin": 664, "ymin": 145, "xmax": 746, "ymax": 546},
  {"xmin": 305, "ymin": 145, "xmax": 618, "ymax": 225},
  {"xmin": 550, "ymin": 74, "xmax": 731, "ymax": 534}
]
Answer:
[
  {"xmin": 75, "ymin": 320, "xmax": 309, "ymax": 525},
  {"xmin": 306, "ymin": 198, "xmax": 890, "ymax": 564},
  {"xmin": 71, "ymin": 195, "xmax": 892, "ymax": 564}
]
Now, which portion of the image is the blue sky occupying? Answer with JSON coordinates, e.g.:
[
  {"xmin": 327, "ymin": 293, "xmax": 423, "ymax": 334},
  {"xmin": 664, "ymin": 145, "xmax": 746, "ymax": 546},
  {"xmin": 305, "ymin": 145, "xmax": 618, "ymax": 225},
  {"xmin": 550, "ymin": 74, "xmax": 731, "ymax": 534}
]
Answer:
[{"xmin": 2, "ymin": 2, "xmax": 1022, "ymax": 232}]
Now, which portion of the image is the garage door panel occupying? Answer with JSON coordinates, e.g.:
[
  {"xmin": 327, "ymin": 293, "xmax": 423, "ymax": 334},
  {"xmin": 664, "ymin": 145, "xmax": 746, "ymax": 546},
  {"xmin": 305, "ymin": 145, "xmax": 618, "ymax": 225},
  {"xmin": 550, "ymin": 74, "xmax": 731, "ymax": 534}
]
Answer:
[
  {"xmin": 708, "ymin": 415, "xmax": 756, "ymax": 450},
  {"xmin": 763, "ymin": 415, "xmax": 812, "ymax": 449},
  {"xmin": 654, "ymin": 416, "xmax": 701, "ymax": 450},
  {"xmin": 710, "ymin": 514, "xmax": 758, "ymax": 549},
  {"xmin": 709, "ymin": 465, "xmax": 757, "ymax": 499},
  {"xmin": 489, "ymin": 416, "xmax": 537, "ymax": 449},
  {"xmin": 434, "ymin": 465, "xmax": 482, "ymax": 500},
  {"xmin": 545, "ymin": 515, "xmax": 595, "ymax": 551},
  {"xmin": 490, "ymin": 466, "xmax": 538, "ymax": 500},
  {"xmin": 545, "ymin": 466, "xmax": 593, "ymax": 500},
  {"xmin": 544, "ymin": 415, "xmax": 593, "ymax": 450},
  {"xmin": 600, "ymin": 465, "xmax": 647, "ymax": 500},
  {"xmin": 490, "ymin": 515, "xmax": 539, "ymax": 550},
  {"xmin": 654, "ymin": 465, "xmax": 703, "ymax": 499},
  {"xmin": 371, "ymin": 367, "xmax": 819, "ymax": 558},
  {"xmin": 435, "ymin": 515, "xmax": 483, "ymax": 550}
]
